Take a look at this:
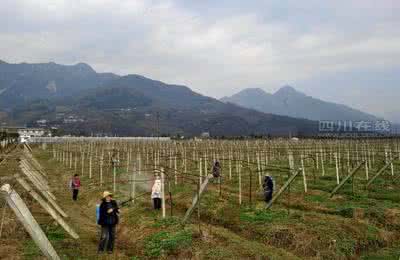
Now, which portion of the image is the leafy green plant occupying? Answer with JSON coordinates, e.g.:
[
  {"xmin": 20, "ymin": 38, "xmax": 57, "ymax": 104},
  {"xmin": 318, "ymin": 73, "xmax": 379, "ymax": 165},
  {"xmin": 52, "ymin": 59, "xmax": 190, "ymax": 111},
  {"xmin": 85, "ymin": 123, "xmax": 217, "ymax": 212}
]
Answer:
[
  {"xmin": 336, "ymin": 207, "xmax": 354, "ymax": 218},
  {"xmin": 152, "ymin": 217, "xmax": 180, "ymax": 228},
  {"xmin": 45, "ymin": 226, "xmax": 66, "ymax": 241},
  {"xmin": 336, "ymin": 237, "xmax": 356, "ymax": 256}
]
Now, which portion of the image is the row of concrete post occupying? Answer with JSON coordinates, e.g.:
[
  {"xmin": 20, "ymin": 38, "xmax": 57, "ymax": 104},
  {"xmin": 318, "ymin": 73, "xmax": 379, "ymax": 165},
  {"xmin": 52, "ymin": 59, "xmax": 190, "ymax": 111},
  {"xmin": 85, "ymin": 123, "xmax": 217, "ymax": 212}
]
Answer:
[{"xmin": 0, "ymin": 144, "xmax": 79, "ymax": 259}]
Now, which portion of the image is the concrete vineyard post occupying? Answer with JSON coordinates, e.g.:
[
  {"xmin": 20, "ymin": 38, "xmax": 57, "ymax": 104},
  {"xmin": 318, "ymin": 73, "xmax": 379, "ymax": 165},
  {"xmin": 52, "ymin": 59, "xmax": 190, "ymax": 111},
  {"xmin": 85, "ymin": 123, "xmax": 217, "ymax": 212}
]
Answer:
[
  {"xmin": 15, "ymin": 175, "xmax": 79, "ymax": 239},
  {"xmin": 169, "ymin": 149, "xmax": 173, "ymax": 170},
  {"xmin": 238, "ymin": 161, "xmax": 242, "ymax": 205},
  {"xmin": 100, "ymin": 152, "xmax": 104, "ymax": 186},
  {"xmin": 347, "ymin": 150, "xmax": 350, "ymax": 173},
  {"xmin": 335, "ymin": 152, "xmax": 340, "ymax": 184},
  {"xmin": 81, "ymin": 152, "xmax": 85, "ymax": 176},
  {"xmin": 126, "ymin": 151, "xmax": 130, "ymax": 175},
  {"xmin": 257, "ymin": 152, "xmax": 262, "ymax": 188},
  {"xmin": 301, "ymin": 155, "xmax": 308, "ymax": 193},
  {"xmin": 131, "ymin": 164, "xmax": 136, "ymax": 203},
  {"xmin": 1, "ymin": 184, "xmax": 61, "ymax": 260},
  {"xmin": 199, "ymin": 156, "xmax": 202, "ymax": 184},
  {"xmin": 161, "ymin": 167, "xmax": 166, "ymax": 218},
  {"xmin": 113, "ymin": 162, "xmax": 116, "ymax": 193},
  {"xmin": 368, "ymin": 150, "xmax": 372, "ymax": 169},
  {"xmin": 330, "ymin": 161, "xmax": 365, "ymax": 197},
  {"xmin": 89, "ymin": 152, "xmax": 92, "ymax": 179},
  {"xmin": 74, "ymin": 153, "xmax": 78, "ymax": 172},
  {"xmin": 390, "ymin": 150, "xmax": 394, "ymax": 176},
  {"xmin": 321, "ymin": 149, "xmax": 325, "ymax": 176},
  {"xmin": 266, "ymin": 169, "xmax": 302, "ymax": 209},
  {"xmin": 288, "ymin": 152, "xmax": 295, "ymax": 173},
  {"xmin": 184, "ymin": 150, "xmax": 187, "ymax": 173},
  {"xmin": 174, "ymin": 155, "xmax": 177, "ymax": 185},
  {"xmin": 69, "ymin": 152, "xmax": 72, "ymax": 169},
  {"xmin": 229, "ymin": 152, "xmax": 232, "ymax": 180}
]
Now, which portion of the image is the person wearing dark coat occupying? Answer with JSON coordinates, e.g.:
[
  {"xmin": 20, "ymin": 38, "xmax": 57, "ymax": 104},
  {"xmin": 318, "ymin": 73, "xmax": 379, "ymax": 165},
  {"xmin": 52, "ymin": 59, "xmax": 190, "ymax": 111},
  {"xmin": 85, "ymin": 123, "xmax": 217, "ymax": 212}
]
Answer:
[
  {"xmin": 98, "ymin": 191, "xmax": 120, "ymax": 254},
  {"xmin": 212, "ymin": 161, "xmax": 221, "ymax": 178},
  {"xmin": 212, "ymin": 161, "xmax": 221, "ymax": 184},
  {"xmin": 263, "ymin": 175, "xmax": 274, "ymax": 203}
]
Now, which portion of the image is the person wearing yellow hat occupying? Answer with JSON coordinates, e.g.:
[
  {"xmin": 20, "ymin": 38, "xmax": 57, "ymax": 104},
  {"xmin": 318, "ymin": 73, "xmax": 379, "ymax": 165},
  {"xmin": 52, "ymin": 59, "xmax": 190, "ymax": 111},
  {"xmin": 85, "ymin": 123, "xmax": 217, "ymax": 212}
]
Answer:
[{"xmin": 97, "ymin": 191, "xmax": 120, "ymax": 254}]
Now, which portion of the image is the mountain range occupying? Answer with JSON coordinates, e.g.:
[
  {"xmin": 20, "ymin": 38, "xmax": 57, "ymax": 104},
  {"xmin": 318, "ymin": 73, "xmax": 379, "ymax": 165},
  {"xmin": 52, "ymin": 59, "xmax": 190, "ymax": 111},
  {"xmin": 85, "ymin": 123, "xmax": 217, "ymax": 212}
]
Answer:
[
  {"xmin": 0, "ymin": 60, "xmax": 318, "ymax": 137},
  {"xmin": 0, "ymin": 60, "xmax": 118, "ymax": 109},
  {"xmin": 221, "ymin": 87, "xmax": 380, "ymax": 122}
]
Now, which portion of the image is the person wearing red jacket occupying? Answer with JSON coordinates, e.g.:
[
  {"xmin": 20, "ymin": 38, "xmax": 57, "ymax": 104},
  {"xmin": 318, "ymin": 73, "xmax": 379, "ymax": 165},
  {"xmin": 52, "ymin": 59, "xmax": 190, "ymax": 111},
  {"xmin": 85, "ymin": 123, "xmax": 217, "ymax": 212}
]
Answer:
[{"xmin": 69, "ymin": 174, "xmax": 81, "ymax": 201}]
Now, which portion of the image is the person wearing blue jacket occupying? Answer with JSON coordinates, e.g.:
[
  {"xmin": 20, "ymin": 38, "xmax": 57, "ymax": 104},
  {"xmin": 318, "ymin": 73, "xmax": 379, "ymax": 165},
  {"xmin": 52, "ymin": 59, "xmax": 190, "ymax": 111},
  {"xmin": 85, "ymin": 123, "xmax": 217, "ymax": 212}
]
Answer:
[{"xmin": 97, "ymin": 191, "xmax": 120, "ymax": 254}]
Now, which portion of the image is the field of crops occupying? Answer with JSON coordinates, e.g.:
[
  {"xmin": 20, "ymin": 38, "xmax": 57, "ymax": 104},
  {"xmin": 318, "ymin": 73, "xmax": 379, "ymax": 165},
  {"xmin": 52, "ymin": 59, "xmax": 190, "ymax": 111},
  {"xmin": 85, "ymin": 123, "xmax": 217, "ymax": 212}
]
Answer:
[{"xmin": 1, "ymin": 138, "xmax": 400, "ymax": 259}]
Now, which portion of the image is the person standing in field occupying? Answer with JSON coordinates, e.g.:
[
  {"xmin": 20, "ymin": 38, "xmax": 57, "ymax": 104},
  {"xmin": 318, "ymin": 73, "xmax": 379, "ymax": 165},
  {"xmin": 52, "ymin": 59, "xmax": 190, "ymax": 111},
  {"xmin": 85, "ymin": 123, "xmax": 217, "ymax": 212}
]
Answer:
[
  {"xmin": 263, "ymin": 175, "xmax": 274, "ymax": 203},
  {"xmin": 69, "ymin": 174, "xmax": 81, "ymax": 201},
  {"xmin": 212, "ymin": 161, "xmax": 221, "ymax": 178},
  {"xmin": 212, "ymin": 161, "xmax": 221, "ymax": 184},
  {"xmin": 151, "ymin": 176, "xmax": 162, "ymax": 210},
  {"xmin": 98, "ymin": 191, "xmax": 120, "ymax": 254}
]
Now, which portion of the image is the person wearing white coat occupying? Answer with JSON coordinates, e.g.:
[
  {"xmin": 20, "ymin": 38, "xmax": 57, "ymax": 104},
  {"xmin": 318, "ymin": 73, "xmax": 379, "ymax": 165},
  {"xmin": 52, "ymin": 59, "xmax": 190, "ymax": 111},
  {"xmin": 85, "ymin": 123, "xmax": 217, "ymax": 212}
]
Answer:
[{"xmin": 151, "ymin": 176, "xmax": 162, "ymax": 210}]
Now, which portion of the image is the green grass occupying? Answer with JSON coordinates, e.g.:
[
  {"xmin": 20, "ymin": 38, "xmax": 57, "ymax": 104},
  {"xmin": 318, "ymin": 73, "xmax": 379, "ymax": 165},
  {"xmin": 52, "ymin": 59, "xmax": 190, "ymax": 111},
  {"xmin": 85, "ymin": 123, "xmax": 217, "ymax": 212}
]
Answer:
[
  {"xmin": 205, "ymin": 247, "xmax": 235, "ymax": 259},
  {"xmin": 144, "ymin": 229, "xmax": 192, "ymax": 257},
  {"xmin": 362, "ymin": 242, "xmax": 400, "ymax": 259},
  {"xmin": 151, "ymin": 216, "xmax": 180, "ymax": 228},
  {"xmin": 23, "ymin": 240, "xmax": 41, "ymax": 259},
  {"xmin": 45, "ymin": 226, "xmax": 66, "ymax": 241},
  {"xmin": 335, "ymin": 236, "xmax": 357, "ymax": 257},
  {"xmin": 240, "ymin": 208, "xmax": 288, "ymax": 223},
  {"xmin": 305, "ymin": 194, "xmax": 328, "ymax": 203},
  {"xmin": 23, "ymin": 225, "xmax": 67, "ymax": 259}
]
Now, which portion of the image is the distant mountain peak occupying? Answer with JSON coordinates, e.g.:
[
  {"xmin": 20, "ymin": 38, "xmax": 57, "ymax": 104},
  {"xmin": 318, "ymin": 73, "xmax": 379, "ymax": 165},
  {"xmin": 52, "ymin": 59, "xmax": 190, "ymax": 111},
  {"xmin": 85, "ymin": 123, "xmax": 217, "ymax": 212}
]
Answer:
[
  {"xmin": 221, "ymin": 87, "xmax": 272, "ymax": 105},
  {"xmin": 0, "ymin": 59, "xmax": 8, "ymax": 64},
  {"xmin": 221, "ymin": 84, "xmax": 380, "ymax": 122},
  {"xmin": 232, "ymin": 88, "xmax": 272, "ymax": 99},
  {"xmin": 238, "ymin": 88, "xmax": 268, "ymax": 95},
  {"xmin": 74, "ymin": 62, "xmax": 95, "ymax": 72},
  {"xmin": 0, "ymin": 60, "xmax": 118, "ymax": 106},
  {"xmin": 279, "ymin": 85, "xmax": 296, "ymax": 91},
  {"xmin": 125, "ymin": 74, "xmax": 150, "ymax": 80},
  {"xmin": 274, "ymin": 85, "xmax": 304, "ymax": 96}
]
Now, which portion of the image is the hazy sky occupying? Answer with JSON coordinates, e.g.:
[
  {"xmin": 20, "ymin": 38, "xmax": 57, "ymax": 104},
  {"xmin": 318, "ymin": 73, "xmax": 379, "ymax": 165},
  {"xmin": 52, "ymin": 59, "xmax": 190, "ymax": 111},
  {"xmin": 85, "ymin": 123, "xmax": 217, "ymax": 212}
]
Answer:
[{"xmin": 1, "ymin": 0, "xmax": 399, "ymax": 122}]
